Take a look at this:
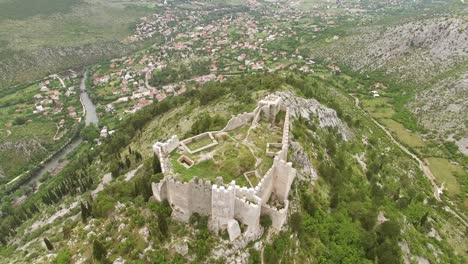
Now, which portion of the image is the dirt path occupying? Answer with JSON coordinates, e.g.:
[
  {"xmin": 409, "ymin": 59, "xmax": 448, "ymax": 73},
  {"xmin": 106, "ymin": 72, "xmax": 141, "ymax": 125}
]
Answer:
[
  {"xmin": 350, "ymin": 94, "xmax": 468, "ymax": 227},
  {"xmin": 351, "ymin": 94, "xmax": 442, "ymax": 201}
]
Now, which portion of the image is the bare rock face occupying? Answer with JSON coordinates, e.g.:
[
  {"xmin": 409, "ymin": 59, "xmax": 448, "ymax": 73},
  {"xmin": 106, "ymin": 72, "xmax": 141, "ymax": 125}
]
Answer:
[
  {"xmin": 172, "ymin": 240, "xmax": 189, "ymax": 256},
  {"xmin": 317, "ymin": 17, "xmax": 468, "ymax": 83},
  {"xmin": 290, "ymin": 142, "xmax": 318, "ymax": 182},
  {"xmin": 410, "ymin": 72, "xmax": 468, "ymax": 140},
  {"xmin": 274, "ymin": 91, "xmax": 352, "ymax": 140}
]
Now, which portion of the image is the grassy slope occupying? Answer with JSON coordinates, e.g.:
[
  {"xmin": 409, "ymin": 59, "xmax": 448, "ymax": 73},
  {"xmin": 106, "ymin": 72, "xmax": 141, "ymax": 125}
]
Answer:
[
  {"xmin": 302, "ymin": 3, "xmax": 468, "ymax": 213},
  {"xmin": 1, "ymin": 72, "xmax": 466, "ymax": 263}
]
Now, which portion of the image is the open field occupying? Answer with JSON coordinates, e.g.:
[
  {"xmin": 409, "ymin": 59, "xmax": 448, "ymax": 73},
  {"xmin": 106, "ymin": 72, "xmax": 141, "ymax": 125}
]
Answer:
[
  {"xmin": 0, "ymin": 0, "xmax": 77, "ymax": 20},
  {"xmin": 426, "ymin": 157, "xmax": 463, "ymax": 196},
  {"xmin": 361, "ymin": 97, "xmax": 395, "ymax": 119},
  {"xmin": 380, "ymin": 118, "xmax": 425, "ymax": 148},
  {"xmin": 171, "ymin": 139, "xmax": 255, "ymax": 187},
  {"xmin": 186, "ymin": 135, "xmax": 216, "ymax": 151},
  {"xmin": 169, "ymin": 112, "xmax": 285, "ymax": 188},
  {"xmin": 0, "ymin": 0, "xmax": 156, "ymax": 88}
]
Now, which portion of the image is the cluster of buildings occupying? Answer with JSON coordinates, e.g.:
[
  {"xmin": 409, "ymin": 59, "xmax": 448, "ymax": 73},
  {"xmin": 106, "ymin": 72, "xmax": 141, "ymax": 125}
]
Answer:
[
  {"xmin": 91, "ymin": 4, "xmax": 343, "ymax": 118},
  {"xmin": 25, "ymin": 73, "xmax": 81, "ymax": 135}
]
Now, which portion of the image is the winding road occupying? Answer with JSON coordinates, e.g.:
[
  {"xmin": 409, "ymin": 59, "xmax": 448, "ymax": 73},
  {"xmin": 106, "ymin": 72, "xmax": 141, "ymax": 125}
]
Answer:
[{"xmin": 350, "ymin": 94, "xmax": 468, "ymax": 227}]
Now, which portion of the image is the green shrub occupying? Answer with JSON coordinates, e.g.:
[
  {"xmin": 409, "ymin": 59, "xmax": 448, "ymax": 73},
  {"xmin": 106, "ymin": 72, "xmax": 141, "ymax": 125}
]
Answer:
[
  {"xmin": 55, "ymin": 250, "xmax": 71, "ymax": 264},
  {"xmin": 92, "ymin": 239, "xmax": 107, "ymax": 262},
  {"xmin": 260, "ymin": 215, "xmax": 272, "ymax": 229}
]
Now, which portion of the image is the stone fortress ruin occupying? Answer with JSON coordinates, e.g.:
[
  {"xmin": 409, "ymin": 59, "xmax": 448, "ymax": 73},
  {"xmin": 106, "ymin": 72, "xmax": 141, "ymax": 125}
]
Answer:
[{"xmin": 151, "ymin": 94, "xmax": 296, "ymax": 241}]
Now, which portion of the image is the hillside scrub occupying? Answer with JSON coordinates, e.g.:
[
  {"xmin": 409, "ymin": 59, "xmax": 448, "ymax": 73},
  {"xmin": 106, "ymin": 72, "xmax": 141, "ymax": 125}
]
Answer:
[{"xmin": 1, "ymin": 73, "xmax": 466, "ymax": 262}]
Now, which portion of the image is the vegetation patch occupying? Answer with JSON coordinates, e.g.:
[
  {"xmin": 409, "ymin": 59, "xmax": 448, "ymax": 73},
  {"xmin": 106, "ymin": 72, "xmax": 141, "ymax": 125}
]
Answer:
[
  {"xmin": 380, "ymin": 118, "xmax": 425, "ymax": 148},
  {"xmin": 171, "ymin": 138, "xmax": 255, "ymax": 186},
  {"xmin": 426, "ymin": 157, "xmax": 463, "ymax": 196},
  {"xmin": 184, "ymin": 133, "xmax": 217, "ymax": 152},
  {"xmin": 361, "ymin": 97, "xmax": 395, "ymax": 119}
]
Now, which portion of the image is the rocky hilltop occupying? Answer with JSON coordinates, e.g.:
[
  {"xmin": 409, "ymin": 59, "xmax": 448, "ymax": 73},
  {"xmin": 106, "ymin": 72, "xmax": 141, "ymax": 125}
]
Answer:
[{"xmin": 319, "ymin": 17, "xmax": 468, "ymax": 83}]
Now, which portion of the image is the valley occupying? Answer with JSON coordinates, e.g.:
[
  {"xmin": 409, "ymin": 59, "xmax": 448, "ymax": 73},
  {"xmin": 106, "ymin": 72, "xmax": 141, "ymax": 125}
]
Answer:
[{"xmin": 0, "ymin": 0, "xmax": 467, "ymax": 263}]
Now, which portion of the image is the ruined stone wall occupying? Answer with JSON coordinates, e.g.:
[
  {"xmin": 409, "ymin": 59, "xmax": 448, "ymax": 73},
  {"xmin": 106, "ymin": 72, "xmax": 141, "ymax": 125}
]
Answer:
[
  {"xmin": 181, "ymin": 132, "xmax": 218, "ymax": 154},
  {"xmin": 189, "ymin": 178, "xmax": 212, "ymax": 215},
  {"xmin": 151, "ymin": 94, "xmax": 299, "ymax": 238},
  {"xmin": 261, "ymin": 200, "xmax": 289, "ymax": 230},
  {"xmin": 255, "ymin": 167, "xmax": 275, "ymax": 202},
  {"xmin": 259, "ymin": 95, "xmax": 283, "ymax": 122},
  {"xmin": 166, "ymin": 179, "xmax": 192, "ymax": 222},
  {"xmin": 211, "ymin": 182, "xmax": 236, "ymax": 231},
  {"xmin": 152, "ymin": 181, "xmax": 167, "ymax": 202},
  {"xmin": 278, "ymin": 108, "xmax": 290, "ymax": 161},
  {"xmin": 152, "ymin": 136, "xmax": 178, "ymax": 175},
  {"xmin": 235, "ymin": 186, "xmax": 260, "ymax": 203},
  {"xmin": 251, "ymin": 106, "xmax": 263, "ymax": 125},
  {"xmin": 222, "ymin": 112, "xmax": 254, "ymax": 132},
  {"xmin": 234, "ymin": 197, "xmax": 261, "ymax": 234},
  {"xmin": 272, "ymin": 158, "xmax": 296, "ymax": 202},
  {"xmin": 153, "ymin": 135, "xmax": 179, "ymax": 156},
  {"xmin": 165, "ymin": 135, "xmax": 179, "ymax": 154}
]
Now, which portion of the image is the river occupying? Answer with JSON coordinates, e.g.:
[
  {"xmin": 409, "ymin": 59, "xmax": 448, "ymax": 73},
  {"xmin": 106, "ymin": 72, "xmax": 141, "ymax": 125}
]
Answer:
[
  {"xmin": 80, "ymin": 71, "xmax": 99, "ymax": 125},
  {"xmin": 37, "ymin": 71, "xmax": 98, "ymax": 179},
  {"xmin": 10, "ymin": 72, "xmax": 98, "ymax": 188}
]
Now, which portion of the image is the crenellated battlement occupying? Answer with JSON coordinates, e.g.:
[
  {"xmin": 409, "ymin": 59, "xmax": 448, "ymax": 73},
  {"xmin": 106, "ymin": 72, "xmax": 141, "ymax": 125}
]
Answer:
[
  {"xmin": 150, "ymin": 94, "xmax": 298, "ymax": 240},
  {"xmin": 212, "ymin": 181, "xmax": 236, "ymax": 194},
  {"xmin": 234, "ymin": 196, "xmax": 261, "ymax": 209},
  {"xmin": 189, "ymin": 177, "xmax": 212, "ymax": 187},
  {"xmin": 235, "ymin": 186, "xmax": 259, "ymax": 202},
  {"xmin": 255, "ymin": 167, "xmax": 274, "ymax": 191}
]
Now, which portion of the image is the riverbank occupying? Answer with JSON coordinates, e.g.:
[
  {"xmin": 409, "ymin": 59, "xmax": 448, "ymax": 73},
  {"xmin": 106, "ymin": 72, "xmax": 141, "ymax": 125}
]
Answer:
[{"xmin": 3, "ymin": 72, "xmax": 98, "ymax": 196}]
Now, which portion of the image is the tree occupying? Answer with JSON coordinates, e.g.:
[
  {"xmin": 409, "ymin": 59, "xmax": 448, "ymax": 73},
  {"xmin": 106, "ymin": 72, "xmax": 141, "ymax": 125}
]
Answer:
[
  {"xmin": 249, "ymin": 248, "xmax": 261, "ymax": 264},
  {"xmin": 93, "ymin": 239, "xmax": 107, "ymax": 262},
  {"xmin": 260, "ymin": 215, "xmax": 272, "ymax": 229},
  {"xmin": 80, "ymin": 124, "xmax": 100, "ymax": 142},
  {"xmin": 80, "ymin": 201, "xmax": 88, "ymax": 223},
  {"xmin": 419, "ymin": 212, "xmax": 429, "ymax": 226},
  {"xmin": 290, "ymin": 213, "xmax": 302, "ymax": 234},
  {"xmin": 13, "ymin": 116, "xmax": 27, "ymax": 125},
  {"xmin": 125, "ymin": 155, "xmax": 131, "ymax": 168},
  {"xmin": 109, "ymin": 161, "xmax": 120, "ymax": 178},
  {"xmin": 44, "ymin": 237, "xmax": 54, "ymax": 250},
  {"xmin": 62, "ymin": 226, "xmax": 72, "ymax": 239},
  {"xmin": 378, "ymin": 220, "xmax": 400, "ymax": 242},
  {"xmin": 158, "ymin": 214, "xmax": 169, "ymax": 239},
  {"xmin": 263, "ymin": 244, "xmax": 279, "ymax": 264}
]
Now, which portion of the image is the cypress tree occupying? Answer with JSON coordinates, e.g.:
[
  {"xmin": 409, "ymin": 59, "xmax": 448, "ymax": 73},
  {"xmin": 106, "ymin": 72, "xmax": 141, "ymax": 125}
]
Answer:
[
  {"xmin": 86, "ymin": 200, "xmax": 93, "ymax": 216},
  {"xmin": 125, "ymin": 156, "xmax": 131, "ymax": 168},
  {"xmin": 44, "ymin": 237, "xmax": 54, "ymax": 250},
  {"xmin": 158, "ymin": 215, "xmax": 168, "ymax": 239},
  {"xmin": 80, "ymin": 202, "xmax": 88, "ymax": 223},
  {"xmin": 93, "ymin": 239, "xmax": 107, "ymax": 262}
]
